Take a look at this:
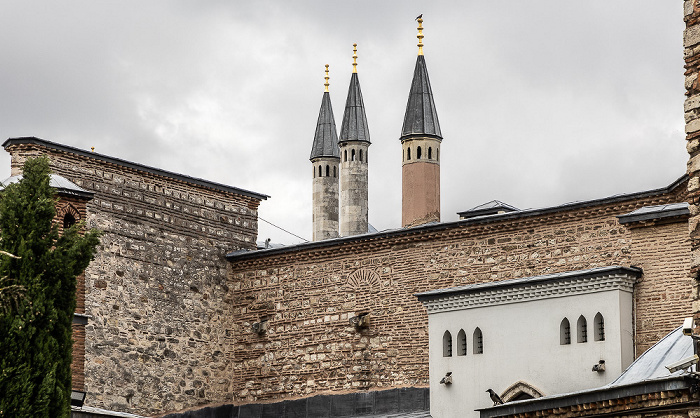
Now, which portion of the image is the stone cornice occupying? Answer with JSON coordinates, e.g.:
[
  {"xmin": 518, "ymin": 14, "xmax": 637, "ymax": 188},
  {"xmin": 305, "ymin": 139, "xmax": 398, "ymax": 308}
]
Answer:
[{"xmin": 417, "ymin": 269, "xmax": 638, "ymax": 315}]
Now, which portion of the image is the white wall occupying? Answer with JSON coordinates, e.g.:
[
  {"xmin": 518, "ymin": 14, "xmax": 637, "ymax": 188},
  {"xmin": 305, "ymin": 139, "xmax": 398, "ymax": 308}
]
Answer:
[{"xmin": 426, "ymin": 288, "xmax": 633, "ymax": 418}]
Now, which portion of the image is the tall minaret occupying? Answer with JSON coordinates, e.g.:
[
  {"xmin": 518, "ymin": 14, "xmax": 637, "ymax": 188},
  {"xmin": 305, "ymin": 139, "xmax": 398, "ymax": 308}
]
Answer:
[
  {"xmin": 339, "ymin": 44, "xmax": 371, "ymax": 237},
  {"xmin": 310, "ymin": 65, "xmax": 340, "ymax": 241},
  {"xmin": 400, "ymin": 18, "xmax": 442, "ymax": 228}
]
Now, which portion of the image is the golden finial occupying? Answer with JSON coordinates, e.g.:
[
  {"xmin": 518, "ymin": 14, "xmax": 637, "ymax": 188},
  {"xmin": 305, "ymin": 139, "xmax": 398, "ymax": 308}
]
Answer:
[
  {"xmin": 417, "ymin": 17, "xmax": 424, "ymax": 56},
  {"xmin": 352, "ymin": 43, "xmax": 358, "ymax": 73},
  {"xmin": 91, "ymin": 147, "xmax": 95, "ymax": 152},
  {"xmin": 324, "ymin": 64, "xmax": 329, "ymax": 92}
]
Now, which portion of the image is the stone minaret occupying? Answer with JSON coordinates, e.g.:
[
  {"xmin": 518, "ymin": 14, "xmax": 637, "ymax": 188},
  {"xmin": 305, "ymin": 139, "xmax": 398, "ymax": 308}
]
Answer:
[
  {"xmin": 310, "ymin": 65, "xmax": 340, "ymax": 241},
  {"xmin": 401, "ymin": 18, "xmax": 442, "ymax": 228},
  {"xmin": 338, "ymin": 44, "xmax": 371, "ymax": 236}
]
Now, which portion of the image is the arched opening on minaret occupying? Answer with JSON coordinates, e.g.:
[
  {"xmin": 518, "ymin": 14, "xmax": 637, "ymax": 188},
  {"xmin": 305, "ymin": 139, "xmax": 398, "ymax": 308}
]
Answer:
[
  {"xmin": 428, "ymin": 147, "xmax": 432, "ymax": 160},
  {"xmin": 326, "ymin": 165, "xmax": 329, "ymax": 177},
  {"xmin": 359, "ymin": 149, "xmax": 363, "ymax": 162},
  {"xmin": 417, "ymin": 146, "xmax": 422, "ymax": 159},
  {"xmin": 407, "ymin": 147, "xmax": 411, "ymax": 161},
  {"xmin": 313, "ymin": 166, "xmax": 316, "ymax": 178},
  {"xmin": 365, "ymin": 150, "xmax": 368, "ymax": 163},
  {"xmin": 344, "ymin": 150, "xmax": 347, "ymax": 162},
  {"xmin": 437, "ymin": 148, "xmax": 439, "ymax": 161},
  {"xmin": 318, "ymin": 165, "xmax": 322, "ymax": 177},
  {"xmin": 351, "ymin": 149, "xmax": 356, "ymax": 161},
  {"xmin": 333, "ymin": 166, "xmax": 337, "ymax": 177}
]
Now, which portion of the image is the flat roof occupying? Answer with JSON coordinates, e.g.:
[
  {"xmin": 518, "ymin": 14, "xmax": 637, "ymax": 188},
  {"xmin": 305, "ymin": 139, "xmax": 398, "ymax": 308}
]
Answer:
[{"xmin": 3, "ymin": 137, "xmax": 269, "ymax": 201}]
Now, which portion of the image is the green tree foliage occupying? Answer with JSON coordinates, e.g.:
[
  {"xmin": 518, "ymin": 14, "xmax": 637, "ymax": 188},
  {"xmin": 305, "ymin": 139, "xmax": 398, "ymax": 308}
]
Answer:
[{"xmin": 0, "ymin": 157, "xmax": 100, "ymax": 417}]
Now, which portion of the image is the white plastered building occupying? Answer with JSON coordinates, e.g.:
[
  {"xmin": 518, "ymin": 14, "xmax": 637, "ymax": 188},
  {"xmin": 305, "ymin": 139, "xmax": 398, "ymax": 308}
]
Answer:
[{"xmin": 416, "ymin": 266, "xmax": 640, "ymax": 418}]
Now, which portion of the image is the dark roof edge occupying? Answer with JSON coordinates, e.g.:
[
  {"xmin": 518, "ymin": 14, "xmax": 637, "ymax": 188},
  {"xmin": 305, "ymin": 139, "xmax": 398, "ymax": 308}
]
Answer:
[
  {"xmin": 226, "ymin": 175, "xmax": 687, "ymax": 262},
  {"xmin": 399, "ymin": 133, "xmax": 443, "ymax": 142},
  {"xmin": 617, "ymin": 206, "xmax": 690, "ymax": 224},
  {"xmin": 414, "ymin": 266, "xmax": 642, "ymax": 301},
  {"xmin": 478, "ymin": 376, "xmax": 689, "ymax": 418},
  {"xmin": 3, "ymin": 137, "xmax": 269, "ymax": 201}
]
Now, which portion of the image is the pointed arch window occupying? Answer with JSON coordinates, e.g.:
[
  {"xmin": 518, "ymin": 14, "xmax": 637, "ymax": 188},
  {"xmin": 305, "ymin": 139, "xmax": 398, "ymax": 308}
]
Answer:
[
  {"xmin": 333, "ymin": 166, "xmax": 337, "ymax": 178},
  {"xmin": 560, "ymin": 318, "xmax": 571, "ymax": 345},
  {"xmin": 318, "ymin": 165, "xmax": 322, "ymax": 177},
  {"xmin": 437, "ymin": 148, "xmax": 439, "ymax": 162},
  {"xmin": 365, "ymin": 150, "xmax": 368, "ymax": 163},
  {"xmin": 351, "ymin": 149, "xmax": 356, "ymax": 161},
  {"xmin": 325, "ymin": 165, "xmax": 330, "ymax": 177},
  {"xmin": 577, "ymin": 316, "xmax": 587, "ymax": 343},
  {"xmin": 457, "ymin": 329, "xmax": 467, "ymax": 356},
  {"xmin": 473, "ymin": 327, "xmax": 483, "ymax": 354},
  {"xmin": 63, "ymin": 212, "xmax": 76, "ymax": 230},
  {"xmin": 594, "ymin": 313, "xmax": 605, "ymax": 341},
  {"xmin": 313, "ymin": 166, "xmax": 316, "ymax": 178},
  {"xmin": 407, "ymin": 147, "xmax": 411, "ymax": 161},
  {"xmin": 428, "ymin": 147, "xmax": 432, "ymax": 160},
  {"xmin": 359, "ymin": 149, "xmax": 363, "ymax": 162},
  {"xmin": 443, "ymin": 331, "xmax": 452, "ymax": 357},
  {"xmin": 417, "ymin": 146, "xmax": 422, "ymax": 159}
]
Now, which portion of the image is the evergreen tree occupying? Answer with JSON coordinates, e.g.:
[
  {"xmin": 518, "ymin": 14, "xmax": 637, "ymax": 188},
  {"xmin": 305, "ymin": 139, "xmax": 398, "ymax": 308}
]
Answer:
[{"xmin": 0, "ymin": 157, "xmax": 100, "ymax": 417}]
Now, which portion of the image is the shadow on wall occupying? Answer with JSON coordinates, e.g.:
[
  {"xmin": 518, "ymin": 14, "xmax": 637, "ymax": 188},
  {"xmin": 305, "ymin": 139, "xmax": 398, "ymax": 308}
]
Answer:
[{"xmin": 162, "ymin": 387, "xmax": 429, "ymax": 418}]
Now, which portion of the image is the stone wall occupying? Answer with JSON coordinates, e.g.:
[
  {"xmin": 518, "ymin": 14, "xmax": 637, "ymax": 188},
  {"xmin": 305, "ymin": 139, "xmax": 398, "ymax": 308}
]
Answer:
[
  {"xmin": 685, "ymin": 0, "xmax": 700, "ymax": 340},
  {"xmin": 4, "ymin": 138, "xmax": 265, "ymax": 415},
  {"xmin": 228, "ymin": 181, "xmax": 690, "ymax": 405}
]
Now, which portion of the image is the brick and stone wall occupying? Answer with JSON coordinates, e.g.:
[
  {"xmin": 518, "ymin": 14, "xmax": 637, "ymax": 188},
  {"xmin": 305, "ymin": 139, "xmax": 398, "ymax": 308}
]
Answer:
[
  {"xmin": 685, "ymin": 0, "xmax": 700, "ymax": 342},
  {"xmin": 5, "ymin": 139, "xmax": 264, "ymax": 415},
  {"xmin": 229, "ymin": 183, "xmax": 690, "ymax": 405}
]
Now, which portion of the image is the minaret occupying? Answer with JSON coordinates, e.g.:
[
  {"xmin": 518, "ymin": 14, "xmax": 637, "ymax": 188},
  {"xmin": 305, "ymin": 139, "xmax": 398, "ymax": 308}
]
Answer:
[
  {"xmin": 339, "ymin": 44, "xmax": 371, "ymax": 237},
  {"xmin": 400, "ymin": 18, "xmax": 442, "ymax": 228},
  {"xmin": 310, "ymin": 65, "xmax": 340, "ymax": 241}
]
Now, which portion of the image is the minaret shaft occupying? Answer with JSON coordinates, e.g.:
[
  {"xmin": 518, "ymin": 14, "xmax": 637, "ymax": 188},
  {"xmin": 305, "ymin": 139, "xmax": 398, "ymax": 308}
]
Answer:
[{"xmin": 310, "ymin": 65, "xmax": 340, "ymax": 241}]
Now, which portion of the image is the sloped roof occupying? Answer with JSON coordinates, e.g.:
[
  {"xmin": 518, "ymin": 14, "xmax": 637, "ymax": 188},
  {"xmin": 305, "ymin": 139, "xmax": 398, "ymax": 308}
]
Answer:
[
  {"xmin": 310, "ymin": 92, "xmax": 340, "ymax": 160},
  {"xmin": 400, "ymin": 55, "xmax": 442, "ymax": 140},
  {"xmin": 339, "ymin": 73, "xmax": 370, "ymax": 144},
  {"xmin": 617, "ymin": 202, "xmax": 689, "ymax": 224},
  {"xmin": 458, "ymin": 200, "xmax": 519, "ymax": 219},
  {"xmin": 1, "ymin": 174, "xmax": 94, "ymax": 199}
]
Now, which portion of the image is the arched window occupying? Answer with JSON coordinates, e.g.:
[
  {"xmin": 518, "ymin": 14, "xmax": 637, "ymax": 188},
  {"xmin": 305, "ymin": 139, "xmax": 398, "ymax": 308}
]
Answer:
[
  {"xmin": 437, "ymin": 148, "xmax": 439, "ymax": 161},
  {"xmin": 443, "ymin": 331, "xmax": 452, "ymax": 357},
  {"xmin": 318, "ymin": 165, "xmax": 322, "ymax": 177},
  {"xmin": 417, "ymin": 146, "xmax": 422, "ymax": 159},
  {"xmin": 594, "ymin": 313, "xmax": 605, "ymax": 341},
  {"xmin": 577, "ymin": 316, "xmax": 587, "ymax": 343},
  {"xmin": 325, "ymin": 165, "xmax": 329, "ymax": 177},
  {"xmin": 63, "ymin": 212, "xmax": 76, "ymax": 230},
  {"xmin": 313, "ymin": 166, "xmax": 316, "ymax": 178},
  {"xmin": 428, "ymin": 147, "xmax": 432, "ymax": 159},
  {"xmin": 351, "ymin": 149, "xmax": 356, "ymax": 161},
  {"xmin": 457, "ymin": 329, "xmax": 467, "ymax": 356},
  {"xmin": 473, "ymin": 327, "xmax": 483, "ymax": 354},
  {"xmin": 365, "ymin": 150, "xmax": 368, "ymax": 163},
  {"xmin": 407, "ymin": 147, "xmax": 411, "ymax": 161},
  {"xmin": 344, "ymin": 150, "xmax": 347, "ymax": 162},
  {"xmin": 359, "ymin": 149, "xmax": 363, "ymax": 162},
  {"xmin": 333, "ymin": 166, "xmax": 337, "ymax": 177},
  {"xmin": 560, "ymin": 318, "xmax": 571, "ymax": 345}
]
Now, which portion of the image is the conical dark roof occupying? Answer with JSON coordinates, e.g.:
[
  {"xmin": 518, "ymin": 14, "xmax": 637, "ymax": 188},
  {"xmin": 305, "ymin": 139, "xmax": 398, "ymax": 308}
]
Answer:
[
  {"xmin": 339, "ymin": 73, "xmax": 370, "ymax": 144},
  {"xmin": 400, "ymin": 55, "xmax": 442, "ymax": 140},
  {"xmin": 310, "ymin": 92, "xmax": 340, "ymax": 160}
]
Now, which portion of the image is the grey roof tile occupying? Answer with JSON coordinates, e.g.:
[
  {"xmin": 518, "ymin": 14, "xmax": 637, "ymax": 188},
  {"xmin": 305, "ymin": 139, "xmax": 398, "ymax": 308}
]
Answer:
[
  {"xmin": 310, "ymin": 92, "xmax": 340, "ymax": 160},
  {"xmin": 401, "ymin": 55, "xmax": 442, "ymax": 140},
  {"xmin": 339, "ymin": 73, "xmax": 370, "ymax": 144}
]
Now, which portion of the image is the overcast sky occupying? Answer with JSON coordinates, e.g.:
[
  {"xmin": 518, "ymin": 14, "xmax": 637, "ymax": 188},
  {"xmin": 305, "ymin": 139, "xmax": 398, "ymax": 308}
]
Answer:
[{"xmin": 0, "ymin": 1, "xmax": 687, "ymax": 245}]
